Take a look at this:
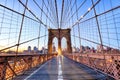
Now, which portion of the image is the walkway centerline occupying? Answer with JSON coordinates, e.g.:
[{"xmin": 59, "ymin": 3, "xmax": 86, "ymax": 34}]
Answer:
[
  {"xmin": 13, "ymin": 55, "xmax": 110, "ymax": 80},
  {"xmin": 58, "ymin": 55, "xmax": 63, "ymax": 80}
]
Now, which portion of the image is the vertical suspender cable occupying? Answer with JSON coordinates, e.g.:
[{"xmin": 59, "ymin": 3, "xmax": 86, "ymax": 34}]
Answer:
[
  {"xmin": 70, "ymin": 2, "xmax": 76, "ymax": 49},
  {"xmin": 102, "ymin": 1, "xmax": 110, "ymax": 48},
  {"xmin": 60, "ymin": 0, "xmax": 64, "ymax": 28},
  {"xmin": 8, "ymin": 0, "xmax": 15, "ymax": 51},
  {"xmin": 75, "ymin": 0, "xmax": 81, "ymax": 49},
  {"xmin": 38, "ymin": 24, "xmax": 41, "ymax": 50},
  {"xmin": 0, "ymin": 0, "xmax": 7, "ymax": 35},
  {"xmin": 12, "ymin": 0, "xmax": 28, "ymax": 79},
  {"xmin": 91, "ymin": 0, "xmax": 103, "ymax": 50},
  {"xmin": 54, "ymin": 0, "xmax": 59, "ymax": 28},
  {"xmin": 43, "ymin": 28, "xmax": 45, "ymax": 54},
  {"xmin": 63, "ymin": 0, "xmax": 72, "ymax": 28},
  {"xmin": 38, "ymin": 0, "xmax": 43, "ymax": 50},
  {"xmin": 91, "ymin": 0, "xmax": 109, "ymax": 79},
  {"xmin": 16, "ymin": 0, "xmax": 28, "ymax": 54},
  {"xmin": 110, "ymin": 0, "xmax": 119, "ymax": 49}
]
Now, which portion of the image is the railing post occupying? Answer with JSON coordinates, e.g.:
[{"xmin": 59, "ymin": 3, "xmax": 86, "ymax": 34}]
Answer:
[
  {"xmin": 111, "ymin": 56, "xmax": 119, "ymax": 79},
  {"xmin": 0, "ymin": 57, "xmax": 7, "ymax": 80},
  {"xmin": 26, "ymin": 57, "xmax": 32, "ymax": 69}
]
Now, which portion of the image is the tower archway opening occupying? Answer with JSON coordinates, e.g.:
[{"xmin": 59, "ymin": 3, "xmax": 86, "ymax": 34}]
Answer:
[
  {"xmin": 48, "ymin": 29, "xmax": 72, "ymax": 54},
  {"xmin": 61, "ymin": 37, "xmax": 67, "ymax": 54},
  {"xmin": 52, "ymin": 37, "xmax": 58, "ymax": 54}
]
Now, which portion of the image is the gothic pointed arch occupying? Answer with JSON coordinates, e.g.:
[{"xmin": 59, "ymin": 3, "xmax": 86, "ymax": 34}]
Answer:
[{"xmin": 48, "ymin": 29, "xmax": 72, "ymax": 54}]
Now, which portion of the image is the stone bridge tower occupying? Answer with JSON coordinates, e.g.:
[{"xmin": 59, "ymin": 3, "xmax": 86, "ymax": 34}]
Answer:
[{"xmin": 48, "ymin": 29, "xmax": 72, "ymax": 54}]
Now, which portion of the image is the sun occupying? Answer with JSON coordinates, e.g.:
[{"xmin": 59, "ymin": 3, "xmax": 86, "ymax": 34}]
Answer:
[{"xmin": 58, "ymin": 48, "xmax": 62, "ymax": 55}]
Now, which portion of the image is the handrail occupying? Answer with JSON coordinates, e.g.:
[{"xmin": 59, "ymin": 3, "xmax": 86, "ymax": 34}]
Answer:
[
  {"xmin": 0, "ymin": 53, "xmax": 57, "ymax": 80},
  {"xmin": 65, "ymin": 53, "xmax": 120, "ymax": 80}
]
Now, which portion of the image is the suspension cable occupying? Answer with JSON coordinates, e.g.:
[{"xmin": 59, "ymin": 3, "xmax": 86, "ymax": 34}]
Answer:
[
  {"xmin": 54, "ymin": 0, "xmax": 59, "ymax": 28},
  {"xmin": 0, "ymin": 0, "xmax": 7, "ymax": 35},
  {"xmin": 64, "ymin": 0, "xmax": 86, "ymax": 27},
  {"xmin": 75, "ymin": 0, "xmax": 81, "ymax": 48},
  {"xmin": 70, "ymin": 0, "xmax": 101, "ymax": 28},
  {"xmin": 37, "ymin": 0, "xmax": 43, "ymax": 50},
  {"xmin": 0, "ymin": 4, "xmax": 40, "ymax": 24},
  {"xmin": 70, "ymin": 2, "xmax": 76, "ymax": 48},
  {"xmin": 0, "ymin": 34, "xmax": 47, "ymax": 52},
  {"xmin": 64, "ymin": 0, "xmax": 76, "ymax": 28},
  {"xmin": 16, "ymin": 0, "xmax": 28, "ymax": 55},
  {"xmin": 72, "ymin": 35, "xmax": 112, "ymax": 49},
  {"xmin": 18, "ymin": 0, "xmax": 48, "ymax": 28},
  {"xmin": 43, "ymin": 0, "xmax": 57, "ymax": 28},
  {"xmin": 33, "ymin": 0, "xmax": 56, "ymax": 28},
  {"xmin": 47, "ymin": 0, "xmax": 58, "ymax": 28},
  {"xmin": 60, "ymin": 0, "xmax": 64, "ymax": 28},
  {"xmin": 91, "ymin": 0, "xmax": 103, "ymax": 50},
  {"xmin": 110, "ymin": 0, "xmax": 120, "ymax": 49},
  {"xmin": 62, "ymin": 0, "xmax": 72, "ymax": 28}
]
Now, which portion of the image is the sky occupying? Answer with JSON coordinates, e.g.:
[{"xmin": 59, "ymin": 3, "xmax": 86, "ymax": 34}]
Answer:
[{"xmin": 0, "ymin": 0, "xmax": 120, "ymax": 52}]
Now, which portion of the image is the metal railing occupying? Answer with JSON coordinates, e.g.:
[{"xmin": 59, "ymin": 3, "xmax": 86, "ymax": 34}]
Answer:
[
  {"xmin": 65, "ymin": 53, "xmax": 120, "ymax": 80},
  {"xmin": 0, "ymin": 53, "xmax": 57, "ymax": 80}
]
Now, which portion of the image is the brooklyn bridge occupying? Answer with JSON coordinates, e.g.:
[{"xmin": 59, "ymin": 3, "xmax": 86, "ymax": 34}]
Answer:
[{"xmin": 0, "ymin": 0, "xmax": 120, "ymax": 80}]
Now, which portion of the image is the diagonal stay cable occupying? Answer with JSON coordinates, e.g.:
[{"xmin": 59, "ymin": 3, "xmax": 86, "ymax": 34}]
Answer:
[
  {"xmin": 0, "ymin": 4, "xmax": 39, "ymax": 23},
  {"xmin": 64, "ymin": 0, "xmax": 87, "ymax": 27},
  {"xmin": 70, "ymin": 0, "xmax": 101, "ymax": 28},
  {"xmin": 78, "ymin": 5, "xmax": 120, "ymax": 25},
  {"xmin": 33, "ymin": 0, "xmax": 55, "ymax": 28},
  {"xmin": 71, "ymin": 35, "xmax": 113, "ymax": 49},
  {"xmin": 0, "ymin": 35, "xmax": 48, "ymax": 52},
  {"xmin": 18, "ymin": 0, "xmax": 48, "ymax": 28},
  {"xmin": 42, "ymin": 0, "xmax": 57, "ymax": 28},
  {"xmin": 47, "ymin": 0, "xmax": 58, "ymax": 28}
]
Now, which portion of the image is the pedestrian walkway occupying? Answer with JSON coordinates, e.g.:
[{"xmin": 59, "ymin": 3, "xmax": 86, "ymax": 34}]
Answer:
[{"xmin": 14, "ymin": 55, "xmax": 114, "ymax": 80}]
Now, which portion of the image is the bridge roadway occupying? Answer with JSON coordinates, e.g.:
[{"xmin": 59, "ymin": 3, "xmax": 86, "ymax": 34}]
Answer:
[{"xmin": 14, "ymin": 55, "xmax": 113, "ymax": 80}]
